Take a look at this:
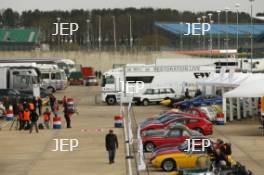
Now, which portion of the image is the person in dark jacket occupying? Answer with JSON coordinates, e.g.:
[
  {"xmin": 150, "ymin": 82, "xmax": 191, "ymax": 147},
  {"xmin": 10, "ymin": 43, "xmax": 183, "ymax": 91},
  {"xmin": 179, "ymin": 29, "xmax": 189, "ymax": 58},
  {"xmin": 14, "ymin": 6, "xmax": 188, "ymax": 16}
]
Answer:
[
  {"xmin": 29, "ymin": 110, "xmax": 39, "ymax": 134},
  {"xmin": 185, "ymin": 88, "xmax": 190, "ymax": 99},
  {"xmin": 105, "ymin": 129, "xmax": 118, "ymax": 164},
  {"xmin": 36, "ymin": 97, "xmax": 42, "ymax": 115},
  {"xmin": 49, "ymin": 94, "xmax": 56, "ymax": 112},
  {"xmin": 63, "ymin": 102, "xmax": 71, "ymax": 128}
]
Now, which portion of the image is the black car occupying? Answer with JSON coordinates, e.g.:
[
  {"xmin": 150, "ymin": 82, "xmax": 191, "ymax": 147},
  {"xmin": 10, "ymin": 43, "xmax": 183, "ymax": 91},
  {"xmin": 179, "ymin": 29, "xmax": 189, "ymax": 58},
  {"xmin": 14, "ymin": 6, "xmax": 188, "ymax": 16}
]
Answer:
[
  {"xmin": 19, "ymin": 88, "xmax": 51, "ymax": 99},
  {"xmin": 0, "ymin": 89, "xmax": 32, "ymax": 101}
]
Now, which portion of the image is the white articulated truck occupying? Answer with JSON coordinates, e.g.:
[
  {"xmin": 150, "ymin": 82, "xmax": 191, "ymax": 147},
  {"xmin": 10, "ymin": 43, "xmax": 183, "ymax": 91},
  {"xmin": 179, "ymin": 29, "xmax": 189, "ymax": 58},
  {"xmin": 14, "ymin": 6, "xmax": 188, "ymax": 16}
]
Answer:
[
  {"xmin": 101, "ymin": 59, "xmax": 216, "ymax": 105},
  {"xmin": 0, "ymin": 66, "xmax": 41, "ymax": 95}
]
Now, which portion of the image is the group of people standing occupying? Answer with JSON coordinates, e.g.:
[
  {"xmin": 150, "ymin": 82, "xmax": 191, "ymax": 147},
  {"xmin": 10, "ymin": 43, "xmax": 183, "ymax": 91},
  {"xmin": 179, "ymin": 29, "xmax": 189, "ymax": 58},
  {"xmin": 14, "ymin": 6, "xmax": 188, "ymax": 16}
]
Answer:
[{"xmin": 1, "ymin": 94, "xmax": 74, "ymax": 133}]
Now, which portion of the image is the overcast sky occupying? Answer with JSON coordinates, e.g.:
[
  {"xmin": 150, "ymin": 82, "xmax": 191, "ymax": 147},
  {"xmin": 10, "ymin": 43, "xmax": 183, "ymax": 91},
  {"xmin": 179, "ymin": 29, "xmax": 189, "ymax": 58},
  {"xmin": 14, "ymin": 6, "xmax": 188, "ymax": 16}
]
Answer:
[{"xmin": 0, "ymin": 0, "xmax": 263, "ymax": 15}]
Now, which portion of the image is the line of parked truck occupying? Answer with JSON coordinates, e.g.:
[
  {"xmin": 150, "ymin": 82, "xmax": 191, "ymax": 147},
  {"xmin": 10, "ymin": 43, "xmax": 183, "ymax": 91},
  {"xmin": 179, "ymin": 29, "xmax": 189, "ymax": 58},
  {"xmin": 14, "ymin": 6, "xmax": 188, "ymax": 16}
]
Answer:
[{"xmin": 0, "ymin": 58, "xmax": 76, "ymax": 101}]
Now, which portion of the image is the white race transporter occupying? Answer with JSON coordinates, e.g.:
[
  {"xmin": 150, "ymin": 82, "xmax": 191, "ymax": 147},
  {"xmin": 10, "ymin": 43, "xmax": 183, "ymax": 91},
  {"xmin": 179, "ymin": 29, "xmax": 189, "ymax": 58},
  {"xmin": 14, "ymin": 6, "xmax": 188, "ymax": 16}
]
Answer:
[{"xmin": 101, "ymin": 59, "xmax": 216, "ymax": 105}]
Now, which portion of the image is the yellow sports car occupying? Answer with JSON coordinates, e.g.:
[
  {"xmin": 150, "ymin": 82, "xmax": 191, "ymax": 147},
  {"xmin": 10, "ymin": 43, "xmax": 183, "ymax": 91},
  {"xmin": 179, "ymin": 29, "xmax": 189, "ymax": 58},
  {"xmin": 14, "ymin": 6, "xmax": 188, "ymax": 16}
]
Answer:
[
  {"xmin": 151, "ymin": 147, "xmax": 211, "ymax": 172},
  {"xmin": 150, "ymin": 138, "xmax": 236, "ymax": 172}
]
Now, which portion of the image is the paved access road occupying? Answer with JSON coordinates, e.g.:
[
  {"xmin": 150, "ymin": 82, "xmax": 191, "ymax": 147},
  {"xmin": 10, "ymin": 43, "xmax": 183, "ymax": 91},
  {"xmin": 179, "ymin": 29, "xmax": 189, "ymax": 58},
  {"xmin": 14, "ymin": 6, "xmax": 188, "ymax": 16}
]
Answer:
[{"xmin": 0, "ymin": 86, "xmax": 264, "ymax": 175}]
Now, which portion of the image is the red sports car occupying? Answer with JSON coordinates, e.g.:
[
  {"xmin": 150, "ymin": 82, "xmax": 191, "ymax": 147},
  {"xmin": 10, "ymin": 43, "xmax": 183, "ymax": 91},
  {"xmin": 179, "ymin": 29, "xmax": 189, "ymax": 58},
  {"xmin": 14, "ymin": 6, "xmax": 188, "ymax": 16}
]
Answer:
[
  {"xmin": 143, "ymin": 128, "xmax": 192, "ymax": 152},
  {"xmin": 141, "ymin": 116, "xmax": 213, "ymax": 136},
  {"xmin": 186, "ymin": 107, "xmax": 209, "ymax": 120}
]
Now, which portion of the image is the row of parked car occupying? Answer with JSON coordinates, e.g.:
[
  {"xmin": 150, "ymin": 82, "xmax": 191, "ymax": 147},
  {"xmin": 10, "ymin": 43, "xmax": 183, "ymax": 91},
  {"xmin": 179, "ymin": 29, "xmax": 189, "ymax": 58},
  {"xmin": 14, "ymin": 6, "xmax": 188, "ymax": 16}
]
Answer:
[{"xmin": 137, "ymin": 92, "xmax": 254, "ymax": 174}]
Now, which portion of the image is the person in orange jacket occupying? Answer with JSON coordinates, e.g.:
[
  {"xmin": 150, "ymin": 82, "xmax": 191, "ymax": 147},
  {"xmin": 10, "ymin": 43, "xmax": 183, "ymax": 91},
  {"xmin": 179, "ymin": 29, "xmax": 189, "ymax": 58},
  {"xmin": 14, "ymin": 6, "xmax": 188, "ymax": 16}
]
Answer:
[
  {"xmin": 23, "ymin": 108, "xmax": 31, "ymax": 129},
  {"xmin": 43, "ymin": 108, "xmax": 51, "ymax": 129}
]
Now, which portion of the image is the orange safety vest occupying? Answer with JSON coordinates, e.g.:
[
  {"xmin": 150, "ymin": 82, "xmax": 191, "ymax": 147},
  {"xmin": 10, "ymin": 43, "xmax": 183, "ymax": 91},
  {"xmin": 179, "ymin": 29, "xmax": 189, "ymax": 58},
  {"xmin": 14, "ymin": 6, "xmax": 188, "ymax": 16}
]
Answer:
[
  {"xmin": 29, "ymin": 103, "xmax": 35, "ymax": 111},
  {"xmin": 23, "ymin": 111, "xmax": 30, "ymax": 121},
  {"xmin": 43, "ymin": 113, "xmax": 50, "ymax": 121}
]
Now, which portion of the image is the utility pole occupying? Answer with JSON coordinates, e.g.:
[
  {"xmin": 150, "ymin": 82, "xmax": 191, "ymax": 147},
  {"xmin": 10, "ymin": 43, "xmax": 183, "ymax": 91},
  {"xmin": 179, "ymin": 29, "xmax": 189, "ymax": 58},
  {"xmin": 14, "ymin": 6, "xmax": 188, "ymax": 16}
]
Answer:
[{"xmin": 249, "ymin": 0, "xmax": 254, "ymax": 72}]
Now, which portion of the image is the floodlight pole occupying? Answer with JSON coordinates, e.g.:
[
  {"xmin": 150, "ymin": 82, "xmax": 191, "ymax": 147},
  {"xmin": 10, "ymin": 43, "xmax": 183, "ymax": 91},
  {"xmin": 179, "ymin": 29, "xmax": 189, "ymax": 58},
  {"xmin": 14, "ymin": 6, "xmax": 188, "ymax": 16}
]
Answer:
[
  {"xmin": 57, "ymin": 17, "xmax": 61, "ymax": 51},
  {"xmin": 236, "ymin": 3, "xmax": 240, "ymax": 58},
  {"xmin": 86, "ymin": 19, "xmax": 90, "ymax": 49},
  {"xmin": 98, "ymin": 15, "xmax": 102, "ymax": 51},
  {"xmin": 225, "ymin": 7, "xmax": 230, "ymax": 59},
  {"xmin": 217, "ymin": 10, "xmax": 221, "ymax": 51},
  {"xmin": 112, "ymin": 16, "xmax": 117, "ymax": 51},
  {"xmin": 129, "ymin": 15, "xmax": 133, "ymax": 51},
  {"xmin": 180, "ymin": 22, "xmax": 183, "ymax": 51},
  {"xmin": 249, "ymin": 0, "xmax": 254, "ymax": 72},
  {"xmin": 202, "ymin": 15, "xmax": 207, "ymax": 50},
  {"xmin": 197, "ymin": 17, "xmax": 201, "ymax": 51},
  {"xmin": 208, "ymin": 13, "xmax": 213, "ymax": 59}
]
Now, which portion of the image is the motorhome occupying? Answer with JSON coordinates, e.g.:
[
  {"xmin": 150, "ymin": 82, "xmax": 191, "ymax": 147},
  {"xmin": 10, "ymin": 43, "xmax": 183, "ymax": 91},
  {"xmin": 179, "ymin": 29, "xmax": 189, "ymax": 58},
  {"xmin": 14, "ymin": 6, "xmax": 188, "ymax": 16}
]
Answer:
[
  {"xmin": 0, "ymin": 58, "xmax": 76, "ymax": 77},
  {"xmin": 38, "ymin": 64, "xmax": 67, "ymax": 93}
]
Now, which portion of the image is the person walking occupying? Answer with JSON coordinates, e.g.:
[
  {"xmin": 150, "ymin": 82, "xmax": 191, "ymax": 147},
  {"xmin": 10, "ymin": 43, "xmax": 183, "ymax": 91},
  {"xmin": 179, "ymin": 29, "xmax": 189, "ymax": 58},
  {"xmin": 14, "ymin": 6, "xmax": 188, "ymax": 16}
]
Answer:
[
  {"xmin": 43, "ymin": 108, "xmax": 51, "ymax": 129},
  {"xmin": 98, "ymin": 71, "xmax": 102, "ymax": 79},
  {"xmin": 29, "ymin": 110, "xmax": 39, "ymax": 134},
  {"xmin": 105, "ymin": 129, "xmax": 118, "ymax": 164}
]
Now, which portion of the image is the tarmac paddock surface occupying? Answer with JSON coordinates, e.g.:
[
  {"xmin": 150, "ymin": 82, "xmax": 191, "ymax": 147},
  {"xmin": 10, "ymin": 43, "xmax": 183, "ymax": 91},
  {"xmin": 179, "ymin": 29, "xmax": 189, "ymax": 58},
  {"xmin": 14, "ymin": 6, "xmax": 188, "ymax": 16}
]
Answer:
[{"xmin": 0, "ymin": 86, "xmax": 263, "ymax": 175}]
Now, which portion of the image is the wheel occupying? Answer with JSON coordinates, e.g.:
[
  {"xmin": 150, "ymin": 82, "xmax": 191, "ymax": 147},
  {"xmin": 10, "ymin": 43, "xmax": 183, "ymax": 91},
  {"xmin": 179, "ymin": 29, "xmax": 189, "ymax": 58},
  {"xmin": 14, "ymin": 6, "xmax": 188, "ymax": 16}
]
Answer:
[
  {"xmin": 142, "ymin": 99, "xmax": 149, "ymax": 106},
  {"xmin": 194, "ymin": 128, "xmax": 204, "ymax": 135},
  {"xmin": 47, "ymin": 87, "xmax": 55, "ymax": 93},
  {"xmin": 144, "ymin": 142, "xmax": 155, "ymax": 152},
  {"xmin": 196, "ymin": 156, "xmax": 210, "ymax": 169},
  {"xmin": 162, "ymin": 159, "xmax": 176, "ymax": 172},
  {"xmin": 106, "ymin": 96, "xmax": 116, "ymax": 105}
]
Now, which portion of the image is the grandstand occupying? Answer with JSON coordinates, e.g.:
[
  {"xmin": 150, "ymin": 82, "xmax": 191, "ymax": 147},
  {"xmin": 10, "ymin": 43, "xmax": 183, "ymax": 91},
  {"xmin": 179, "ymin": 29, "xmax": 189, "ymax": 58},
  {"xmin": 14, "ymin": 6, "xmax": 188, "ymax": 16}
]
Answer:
[
  {"xmin": 155, "ymin": 22, "xmax": 264, "ymax": 52},
  {"xmin": 155, "ymin": 23, "xmax": 264, "ymax": 38},
  {"xmin": 0, "ymin": 28, "xmax": 40, "ymax": 51}
]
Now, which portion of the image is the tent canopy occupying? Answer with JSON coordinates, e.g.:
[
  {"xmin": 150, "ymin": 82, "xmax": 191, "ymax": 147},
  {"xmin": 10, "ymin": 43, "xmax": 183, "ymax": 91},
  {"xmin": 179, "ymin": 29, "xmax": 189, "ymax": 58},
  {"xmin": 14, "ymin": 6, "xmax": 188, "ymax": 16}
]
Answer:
[
  {"xmin": 198, "ymin": 73, "xmax": 251, "ymax": 87},
  {"xmin": 224, "ymin": 74, "xmax": 264, "ymax": 98}
]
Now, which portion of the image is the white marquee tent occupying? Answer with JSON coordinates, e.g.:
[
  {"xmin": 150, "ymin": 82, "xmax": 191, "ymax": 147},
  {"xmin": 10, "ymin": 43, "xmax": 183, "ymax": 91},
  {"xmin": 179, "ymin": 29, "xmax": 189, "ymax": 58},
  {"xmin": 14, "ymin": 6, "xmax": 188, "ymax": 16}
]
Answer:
[{"xmin": 199, "ymin": 72, "xmax": 264, "ymax": 123}]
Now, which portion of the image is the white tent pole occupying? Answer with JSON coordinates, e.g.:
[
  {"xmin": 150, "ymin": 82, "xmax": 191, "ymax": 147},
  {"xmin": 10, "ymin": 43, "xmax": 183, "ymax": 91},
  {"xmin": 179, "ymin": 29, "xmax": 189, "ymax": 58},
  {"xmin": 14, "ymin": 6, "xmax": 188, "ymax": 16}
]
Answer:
[
  {"xmin": 243, "ymin": 99, "xmax": 247, "ymax": 118},
  {"xmin": 223, "ymin": 97, "xmax": 227, "ymax": 123},
  {"xmin": 230, "ymin": 98, "xmax": 234, "ymax": 121},
  {"xmin": 255, "ymin": 98, "xmax": 259, "ymax": 116},
  {"xmin": 221, "ymin": 87, "xmax": 225, "ymax": 96},
  {"xmin": 237, "ymin": 98, "xmax": 241, "ymax": 120},
  {"xmin": 249, "ymin": 98, "xmax": 253, "ymax": 116}
]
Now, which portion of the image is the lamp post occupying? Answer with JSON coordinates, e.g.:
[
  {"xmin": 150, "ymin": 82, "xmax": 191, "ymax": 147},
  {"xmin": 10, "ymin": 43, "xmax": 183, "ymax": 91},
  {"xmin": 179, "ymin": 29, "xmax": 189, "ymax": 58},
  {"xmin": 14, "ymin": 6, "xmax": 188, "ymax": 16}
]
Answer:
[
  {"xmin": 129, "ymin": 15, "xmax": 133, "ymax": 51},
  {"xmin": 197, "ymin": 17, "xmax": 201, "ymax": 51},
  {"xmin": 180, "ymin": 22, "xmax": 183, "ymax": 51},
  {"xmin": 112, "ymin": 16, "xmax": 117, "ymax": 51},
  {"xmin": 236, "ymin": 3, "xmax": 240, "ymax": 58},
  {"xmin": 56, "ymin": 17, "xmax": 61, "ymax": 51},
  {"xmin": 202, "ymin": 15, "xmax": 207, "ymax": 50},
  {"xmin": 86, "ymin": 19, "xmax": 90, "ymax": 49},
  {"xmin": 98, "ymin": 15, "xmax": 102, "ymax": 51},
  {"xmin": 225, "ymin": 7, "xmax": 230, "ymax": 59},
  {"xmin": 249, "ymin": 0, "xmax": 254, "ymax": 72},
  {"xmin": 208, "ymin": 13, "xmax": 213, "ymax": 58},
  {"xmin": 217, "ymin": 10, "xmax": 221, "ymax": 50}
]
